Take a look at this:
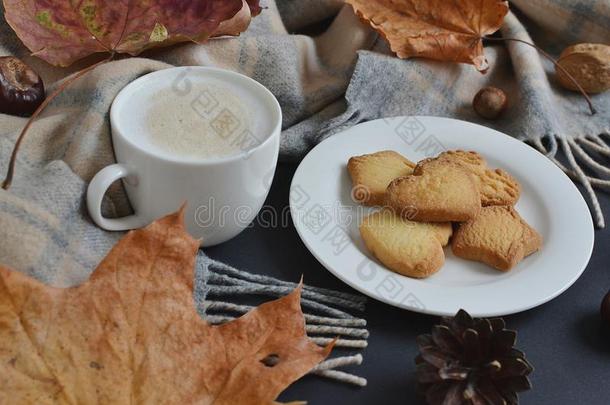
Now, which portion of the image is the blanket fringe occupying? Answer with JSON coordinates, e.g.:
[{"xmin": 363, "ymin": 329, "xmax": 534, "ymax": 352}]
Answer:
[
  {"xmin": 197, "ymin": 253, "xmax": 369, "ymax": 387},
  {"xmin": 532, "ymin": 134, "xmax": 610, "ymax": 229}
]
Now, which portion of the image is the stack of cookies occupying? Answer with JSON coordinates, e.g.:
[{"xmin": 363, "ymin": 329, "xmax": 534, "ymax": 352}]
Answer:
[{"xmin": 348, "ymin": 150, "xmax": 542, "ymax": 279}]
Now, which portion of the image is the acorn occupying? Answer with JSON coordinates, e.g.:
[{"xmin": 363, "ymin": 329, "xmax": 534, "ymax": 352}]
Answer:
[
  {"xmin": 472, "ymin": 87, "xmax": 507, "ymax": 120},
  {"xmin": 0, "ymin": 56, "xmax": 45, "ymax": 117}
]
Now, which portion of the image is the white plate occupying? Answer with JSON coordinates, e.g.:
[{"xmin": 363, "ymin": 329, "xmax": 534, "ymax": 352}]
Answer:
[{"xmin": 290, "ymin": 117, "xmax": 594, "ymax": 317}]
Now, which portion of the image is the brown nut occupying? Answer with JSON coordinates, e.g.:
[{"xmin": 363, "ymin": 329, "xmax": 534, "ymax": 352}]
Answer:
[
  {"xmin": 602, "ymin": 289, "xmax": 610, "ymax": 326},
  {"xmin": 556, "ymin": 43, "xmax": 610, "ymax": 94},
  {"xmin": 0, "ymin": 56, "xmax": 45, "ymax": 117},
  {"xmin": 472, "ymin": 87, "xmax": 507, "ymax": 120}
]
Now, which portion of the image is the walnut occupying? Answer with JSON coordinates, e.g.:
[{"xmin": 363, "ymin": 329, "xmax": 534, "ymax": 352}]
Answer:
[{"xmin": 556, "ymin": 43, "xmax": 610, "ymax": 94}]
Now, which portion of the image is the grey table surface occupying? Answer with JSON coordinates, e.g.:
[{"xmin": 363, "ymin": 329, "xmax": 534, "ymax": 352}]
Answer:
[{"xmin": 206, "ymin": 162, "xmax": 610, "ymax": 405}]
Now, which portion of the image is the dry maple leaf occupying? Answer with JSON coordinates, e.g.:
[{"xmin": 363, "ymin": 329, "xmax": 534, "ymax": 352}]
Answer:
[
  {"xmin": 346, "ymin": 0, "xmax": 509, "ymax": 72},
  {"xmin": 0, "ymin": 208, "xmax": 331, "ymax": 404},
  {"xmin": 2, "ymin": 0, "xmax": 262, "ymax": 67}
]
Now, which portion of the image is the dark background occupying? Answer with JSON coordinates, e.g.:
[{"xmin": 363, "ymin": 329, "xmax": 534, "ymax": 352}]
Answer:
[{"xmin": 207, "ymin": 162, "xmax": 610, "ymax": 405}]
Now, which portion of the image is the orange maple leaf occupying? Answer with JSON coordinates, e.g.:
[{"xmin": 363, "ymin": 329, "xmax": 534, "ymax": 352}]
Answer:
[
  {"xmin": 0, "ymin": 209, "xmax": 331, "ymax": 404},
  {"xmin": 347, "ymin": 0, "xmax": 509, "ymax": 72}
]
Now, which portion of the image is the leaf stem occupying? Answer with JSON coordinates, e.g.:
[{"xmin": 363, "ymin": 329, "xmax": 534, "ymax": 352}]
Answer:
[
  {"xmin": 2, "ymin": 54, "xmax": 114, "ymax": 190},
  {"xmin": 483, "ymin": 36, "xmax": 596, "ymax": 115}
]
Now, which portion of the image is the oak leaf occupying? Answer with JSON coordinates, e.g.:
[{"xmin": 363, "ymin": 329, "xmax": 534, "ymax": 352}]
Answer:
[
  {"xmin": 346, "ymin": 0, "xmax": 509, "ymax": 72},
  {"xmin": 2, "ymin": 0, "xmax": 261, "ymax": 67},
  {"xmin": 0, "ymin": 208, "xmax": 331, "ymax": 404}
]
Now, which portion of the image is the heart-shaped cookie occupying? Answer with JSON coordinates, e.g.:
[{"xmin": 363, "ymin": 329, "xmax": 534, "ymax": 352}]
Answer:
[
  {"xmin": 452, "ymin": 206, "xmax": 542, "ymax": 271},
  {"xmin": 386, "ymin": 159, "xmax": 481, "ymax": 222},
  {"xmin": 430, "ymin": 150, "xmax": 520, "ymax": 206},
  {"xmin": 360, "ymin": 208, "xmax": 452, "ymax": 278},
  {"xmin": 347, "ymin": 150, "xmax": 415, "ymax": 206}
]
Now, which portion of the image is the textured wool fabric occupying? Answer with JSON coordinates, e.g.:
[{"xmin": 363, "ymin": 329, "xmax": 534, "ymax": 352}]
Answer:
[{"xmin": 0, "ymin": 1, "xmax": 608, "ymax": 289}]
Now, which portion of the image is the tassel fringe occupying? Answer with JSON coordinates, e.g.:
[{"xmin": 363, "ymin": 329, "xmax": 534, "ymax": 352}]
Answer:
[
  {"xmin": 531, "ymin": 133, "xmax": 610, "ymax": 229},
  {"xmin": 196, "ymin": 253, "xmax": 369, "ymax": 387}
]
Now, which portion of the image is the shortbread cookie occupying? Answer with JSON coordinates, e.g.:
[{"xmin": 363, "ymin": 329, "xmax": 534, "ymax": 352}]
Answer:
[
  {"xmin": 428, "ymin": 150, "xmax": 520, "ymax": 206},
  {"xmin": 360, "ymin": 208, "xmax": 452, "ymax": 278},
  {"xmin": 452, "ymin": 206, "xmax": 542, "ymax": 271},
  {"xmin": 386, "ymin": 159, "xmax": 481, "ymax": 222},
  {"xmin": 347, "ymin": 150, "xmax": 415, "ymax": 206}
]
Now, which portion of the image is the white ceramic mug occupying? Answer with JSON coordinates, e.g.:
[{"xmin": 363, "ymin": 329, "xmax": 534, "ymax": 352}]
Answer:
[{"xmin": 87, "ymin": 67, "xmax": 281, "ymax": 246}]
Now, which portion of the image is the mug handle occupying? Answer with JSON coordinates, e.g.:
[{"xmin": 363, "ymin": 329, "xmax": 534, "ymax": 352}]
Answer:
[{"xmin": 87, "ymin": 164, "xmax": 148, "ymax": 231}]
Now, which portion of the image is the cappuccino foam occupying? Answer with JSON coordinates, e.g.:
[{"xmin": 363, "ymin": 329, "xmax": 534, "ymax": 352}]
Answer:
[
  {"xmin": 145, "ymin": 84, "xmax": 252, "ymax": 159},
  {"xmin": 118, "ymin": 74, "xmax": 274, "ymax": 161}
]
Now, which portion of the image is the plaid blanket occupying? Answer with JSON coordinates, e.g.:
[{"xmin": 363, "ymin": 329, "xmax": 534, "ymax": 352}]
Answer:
[{"xmin": 0, "ymin": 1, "xmax": 608, "ymax": 301}]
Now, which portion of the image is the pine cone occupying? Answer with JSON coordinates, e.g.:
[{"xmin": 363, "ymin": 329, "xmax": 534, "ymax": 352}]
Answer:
[{"xmin": 415, "ymin": 309, "xmax": 533, "ymax": 405}]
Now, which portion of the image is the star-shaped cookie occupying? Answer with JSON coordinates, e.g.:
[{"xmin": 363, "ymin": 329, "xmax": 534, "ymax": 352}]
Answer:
[{"xmin": 452, "ymin": 206, "xmax": 542, "ymax": 271}]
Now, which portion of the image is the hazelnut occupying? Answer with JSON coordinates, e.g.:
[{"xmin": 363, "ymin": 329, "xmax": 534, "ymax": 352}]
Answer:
[
  {"xmin": 0, "ymin": 56, "xmax": 45, "ymax": 117},
  {"xmin": 472, "ymin": 87, "xmax": 507, "ymax": 120}
]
